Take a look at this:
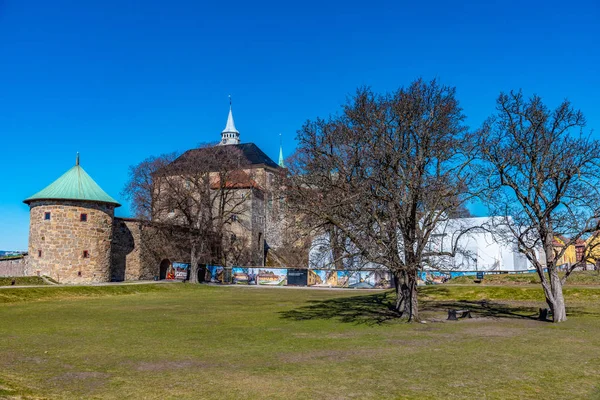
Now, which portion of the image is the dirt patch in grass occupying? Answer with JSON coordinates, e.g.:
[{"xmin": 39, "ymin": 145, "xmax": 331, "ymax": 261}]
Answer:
[
  {"xmin": 385, "ymin": 337, "xmax": 441, "ymax": 348},
  {"xmin": 278, "ymin": 349, "xmax": 353, "ymax": 364},
  {"xmin": 462, "ymin": 324, "xmax": 532, "ymax": 338},
  {"xmin": 48, "ymin": 371, "xmax": 109, "ymax": 392},
  {"xmin": 278, "ymin": 347, "xmax": 395, "ymax": 364},
  {"xmin": 135, "ymin": 360, "xmax": 212, "ymax": 372},
  {"xmin": 291, "ymin": 332, "xmax": 361, "ymax": 339}
]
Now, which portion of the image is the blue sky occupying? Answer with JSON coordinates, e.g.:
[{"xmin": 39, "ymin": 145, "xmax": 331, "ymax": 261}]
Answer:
[{"xmin": 0, "ymin": 0, "xmax": 598, "ymax": 250}]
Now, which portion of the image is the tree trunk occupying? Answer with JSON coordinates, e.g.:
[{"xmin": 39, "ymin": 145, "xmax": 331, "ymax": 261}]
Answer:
[
  {"xmin": 540, "ymin": 233, "xmax": 567, "ymax": 323},
  {"xmin": 329, "ymin": 226, "xmax": 345, "ymax": 270},
  {"xmin": 188, "ymin": 244, "xmax": 199, "ymax": 284},
  {"xmin": 394, "ymin": 270, "xmax": 419, "ymax": 322},
  {"xmin": 544, "ymin": 267, "xmax": 567, "ymax": 322}
]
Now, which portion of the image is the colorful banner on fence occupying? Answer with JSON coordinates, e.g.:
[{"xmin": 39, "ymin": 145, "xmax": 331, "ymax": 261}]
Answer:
[
  {"xmin": 256, "ymin": 268, "xmax": 287, "ymax": 285},
  {"xmin": 205, "ymin": 266, "xmax": 392, "ymax": 288},
  {"xmin": 308, "ymin": 269, "xmax": 392, "ymax": 288},
  {"xmin": 170, "ymin": 262, "xmax": 189, "ymax": 280},
  {"xmin": 206, "ymin": 265, "xmax": 225, "ymax": 283},
  {"xmin": 232, "ymin": 267, "xmax": 258, "ymax": 285}
]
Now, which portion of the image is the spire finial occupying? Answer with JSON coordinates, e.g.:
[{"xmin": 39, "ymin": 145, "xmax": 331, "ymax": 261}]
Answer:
[
  {"xmin": 76, "ymin": 152, "xmax": 80, "ymax": 166},
  {"xmin": 229, "ymin": 94, "xmax": 232, "ymax": 108}
]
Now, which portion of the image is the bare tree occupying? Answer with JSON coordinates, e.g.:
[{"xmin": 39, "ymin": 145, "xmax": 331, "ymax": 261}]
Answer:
[
  {"xmin": 122, "ymin": 153, "xmax": 179, "ymax": 220},
  {"xmin": 124, "ymin": 144, "xmax": 262, "ymax": 283},
  {"xmin": 287, "ymin": 79, "xmax": 475, "ymax": 321},
  {"xmin": 477, "ymin": 91, "xmax": 600, "ymax": 322}
]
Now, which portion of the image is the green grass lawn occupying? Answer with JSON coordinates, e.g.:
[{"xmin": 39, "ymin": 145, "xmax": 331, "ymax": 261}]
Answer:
[{"xmin": 0, "ymin": 284, "xmax": 599, "ymax": 399}]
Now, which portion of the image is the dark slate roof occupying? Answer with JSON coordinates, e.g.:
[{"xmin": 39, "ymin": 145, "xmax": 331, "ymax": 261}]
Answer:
[
  {"xmin": 234, "ymin": 143, "xmax": 279, "ymax": 169},
  {"xmin": 170, "ymin": 143, "xmax": 280, "ymax": 171}
]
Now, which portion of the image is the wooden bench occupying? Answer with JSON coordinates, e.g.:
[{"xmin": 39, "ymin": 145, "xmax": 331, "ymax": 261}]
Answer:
[{"xmin": 447, "ymin": 309, "xmax": 472, "ymax": 320}]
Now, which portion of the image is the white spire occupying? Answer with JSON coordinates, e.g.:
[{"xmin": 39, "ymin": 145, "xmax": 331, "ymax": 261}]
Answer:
[
  {"xmin": 278, "ymin": 133, "xmax": 285, "ymax": 168},
  {"xmin": 220, "ymin": 95, "xmax": 240, "ymax": 145}
]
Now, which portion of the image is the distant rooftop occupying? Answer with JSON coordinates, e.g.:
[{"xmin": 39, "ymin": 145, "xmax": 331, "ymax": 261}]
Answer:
[{"xmin": 167, "ymin": 143, "xmax": 280, "ymax": 172}]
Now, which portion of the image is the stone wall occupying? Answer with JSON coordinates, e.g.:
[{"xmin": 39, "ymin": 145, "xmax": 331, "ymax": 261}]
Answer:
[
  {"xmin": 0, "ymin": 256, "xmax": 28, "ymax": 277},
  {"xmin": 27, "ymin": 200, "xmax": 115, "ymax": 284},
  {"xmin": 111, "ymin": 218, "xmax": 138, "ymax": 281},
  {"xmin": 111, "ymin": 218, "xmax": 190, "ymax": 281}
]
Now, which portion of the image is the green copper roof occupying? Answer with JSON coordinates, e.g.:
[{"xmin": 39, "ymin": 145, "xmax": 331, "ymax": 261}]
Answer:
[{"xmin": 24, "ymin": 162, "xmax": 121, "ymax": 207}]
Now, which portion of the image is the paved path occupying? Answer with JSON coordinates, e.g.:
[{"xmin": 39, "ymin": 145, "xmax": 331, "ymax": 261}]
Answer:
[
  {"xmin": 0, "ymin": 280, "xmax": 387, "ymax": 292},
  {"xmin": 204, "ymin": 283, "xmax": 388, "ymax": 292}
]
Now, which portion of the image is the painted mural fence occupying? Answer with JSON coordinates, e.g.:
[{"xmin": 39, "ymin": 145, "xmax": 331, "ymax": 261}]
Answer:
[
  {"xmin": 418, "ymin": 269, "xmax": 539, "ymax": 284},
  {"xmin": 170, "ymin": 264, "xmax": 539, "ymax": 286},
  {"xmin": 204, "ymin": 266, "xmax": 393, "ymax": 288},
  {"xmin": 308, "ymin": 269, "xmax": 392, "ymax": 289}
]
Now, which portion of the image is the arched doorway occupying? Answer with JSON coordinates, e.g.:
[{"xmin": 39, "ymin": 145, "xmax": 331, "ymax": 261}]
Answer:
[{"xmin": 159, "ymin": 259, "xmax": 171, "ymax": 280}]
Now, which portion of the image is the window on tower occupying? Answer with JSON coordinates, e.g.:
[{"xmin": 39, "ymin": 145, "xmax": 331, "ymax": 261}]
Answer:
[
  {"xmin": 80, "ymin": 213, "xmax": 88, "ymax": 222},
  {"xmin": 44, "ymin": 212, "xmax": 51, "ymax": 220}
]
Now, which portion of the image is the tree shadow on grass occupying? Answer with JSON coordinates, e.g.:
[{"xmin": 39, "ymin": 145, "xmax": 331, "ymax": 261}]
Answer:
[
  {"xmin": 279, "ymin": 291, "xmax": 598, "ymax": 325},
  {"xmin": 421, "ymin": 299, "xmax": 540, "ymax": 320},
  {"xmin": 280, "ymin": 291, "xmax": 400, "ymax": 326}
]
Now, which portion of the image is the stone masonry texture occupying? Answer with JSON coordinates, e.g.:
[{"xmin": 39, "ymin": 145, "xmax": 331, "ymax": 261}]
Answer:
[{"xmin": 27, "ymin": 200, "xmax": 115, "ymax": 284}]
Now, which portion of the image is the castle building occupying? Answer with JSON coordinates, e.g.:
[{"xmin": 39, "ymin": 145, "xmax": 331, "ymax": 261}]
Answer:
[
  {"xmin": 153, "ymin": 104, "xmax": 285, "ymax": 268},
  {"xmin": 23, "ymin": 104, "xmax": 287, "ymax": 283}
]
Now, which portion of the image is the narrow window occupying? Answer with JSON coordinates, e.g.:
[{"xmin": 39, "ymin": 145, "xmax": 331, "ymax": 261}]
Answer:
[
  {"xmin": 230, "ymin": 234, "xmax": 237, "ymax": 243},
  {"xmin": 78, "ymin": 271, "xmax": 82, "ymax": 276},
  {"xmin": 44, "ymin": 212, "xmax": 51, "ymax": 220},
  {"xmin": 83, "ymin": 250, "xmax": 89, "ymax": 258},
  {"xmin": 80, "ymin": 213, "xmax": 88, "ymax": 222},
  {"xmin": 38, "ymin": 250, "xmax": 42, "ymax": 257},
  {"xmin": 231, "ymin": 215, "xmax": 238, "ymax": 222}
]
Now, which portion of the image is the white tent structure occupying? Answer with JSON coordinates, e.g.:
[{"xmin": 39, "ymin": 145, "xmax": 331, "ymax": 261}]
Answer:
[
  {"xmin": 425, "ymin": 217, "xmax": 535, "ymax": 272},
  {"xmin": 308, "ymin": 216, "xmax": 537, "ymax": 273}
]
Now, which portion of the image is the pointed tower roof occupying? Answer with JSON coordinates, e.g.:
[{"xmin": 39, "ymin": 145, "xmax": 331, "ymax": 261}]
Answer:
[
  {"xmin": 220, "ymin": 95, "xmax": 241, "ymax": 145},
  {"xmin": 278, "ymin": 133, "xmax": 286, "ymax": 168},
  {"xmin": 24, "ymin": 155, "xmax": 121, "ymax": 207},
  {"xmin": 222, "ymin": 106, "xmax": 239, "ymax": 135}
]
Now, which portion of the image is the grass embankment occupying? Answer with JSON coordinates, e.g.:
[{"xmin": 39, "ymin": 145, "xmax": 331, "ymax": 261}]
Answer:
[
  {"xmin": 449, "ymin": 270, "xmax": 600, "ymax": 285},
  {"xmin": 0, "ymin": 284, "xmax": 599, "ymax": 399},
  {"xmin": 0, "ymin": 282, "xmax": 172, "ymax": 303},
  {"xmin": 0, "ymin": 276, "xmax": 49, "ymax": 287}
]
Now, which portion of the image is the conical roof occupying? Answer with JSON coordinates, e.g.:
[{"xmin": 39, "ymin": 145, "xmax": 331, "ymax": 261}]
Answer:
[
  {"xmin": 24, "ymin": 160, "xmax": 120, "ymax": 207},
  {"xmin": 222, "ymin": 107, "xmax": 239, "ymax": 134}
]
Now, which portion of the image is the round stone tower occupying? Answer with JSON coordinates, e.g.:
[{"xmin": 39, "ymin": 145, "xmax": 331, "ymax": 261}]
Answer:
[{"xmin": 23, "ymin": 156, "xmax": 120, "ymax": 283}]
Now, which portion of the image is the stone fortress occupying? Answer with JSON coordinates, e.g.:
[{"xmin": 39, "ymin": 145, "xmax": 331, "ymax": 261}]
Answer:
[{"xmin": 22, "ymin": 106, "xmax": 285, "ymax": 283}]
